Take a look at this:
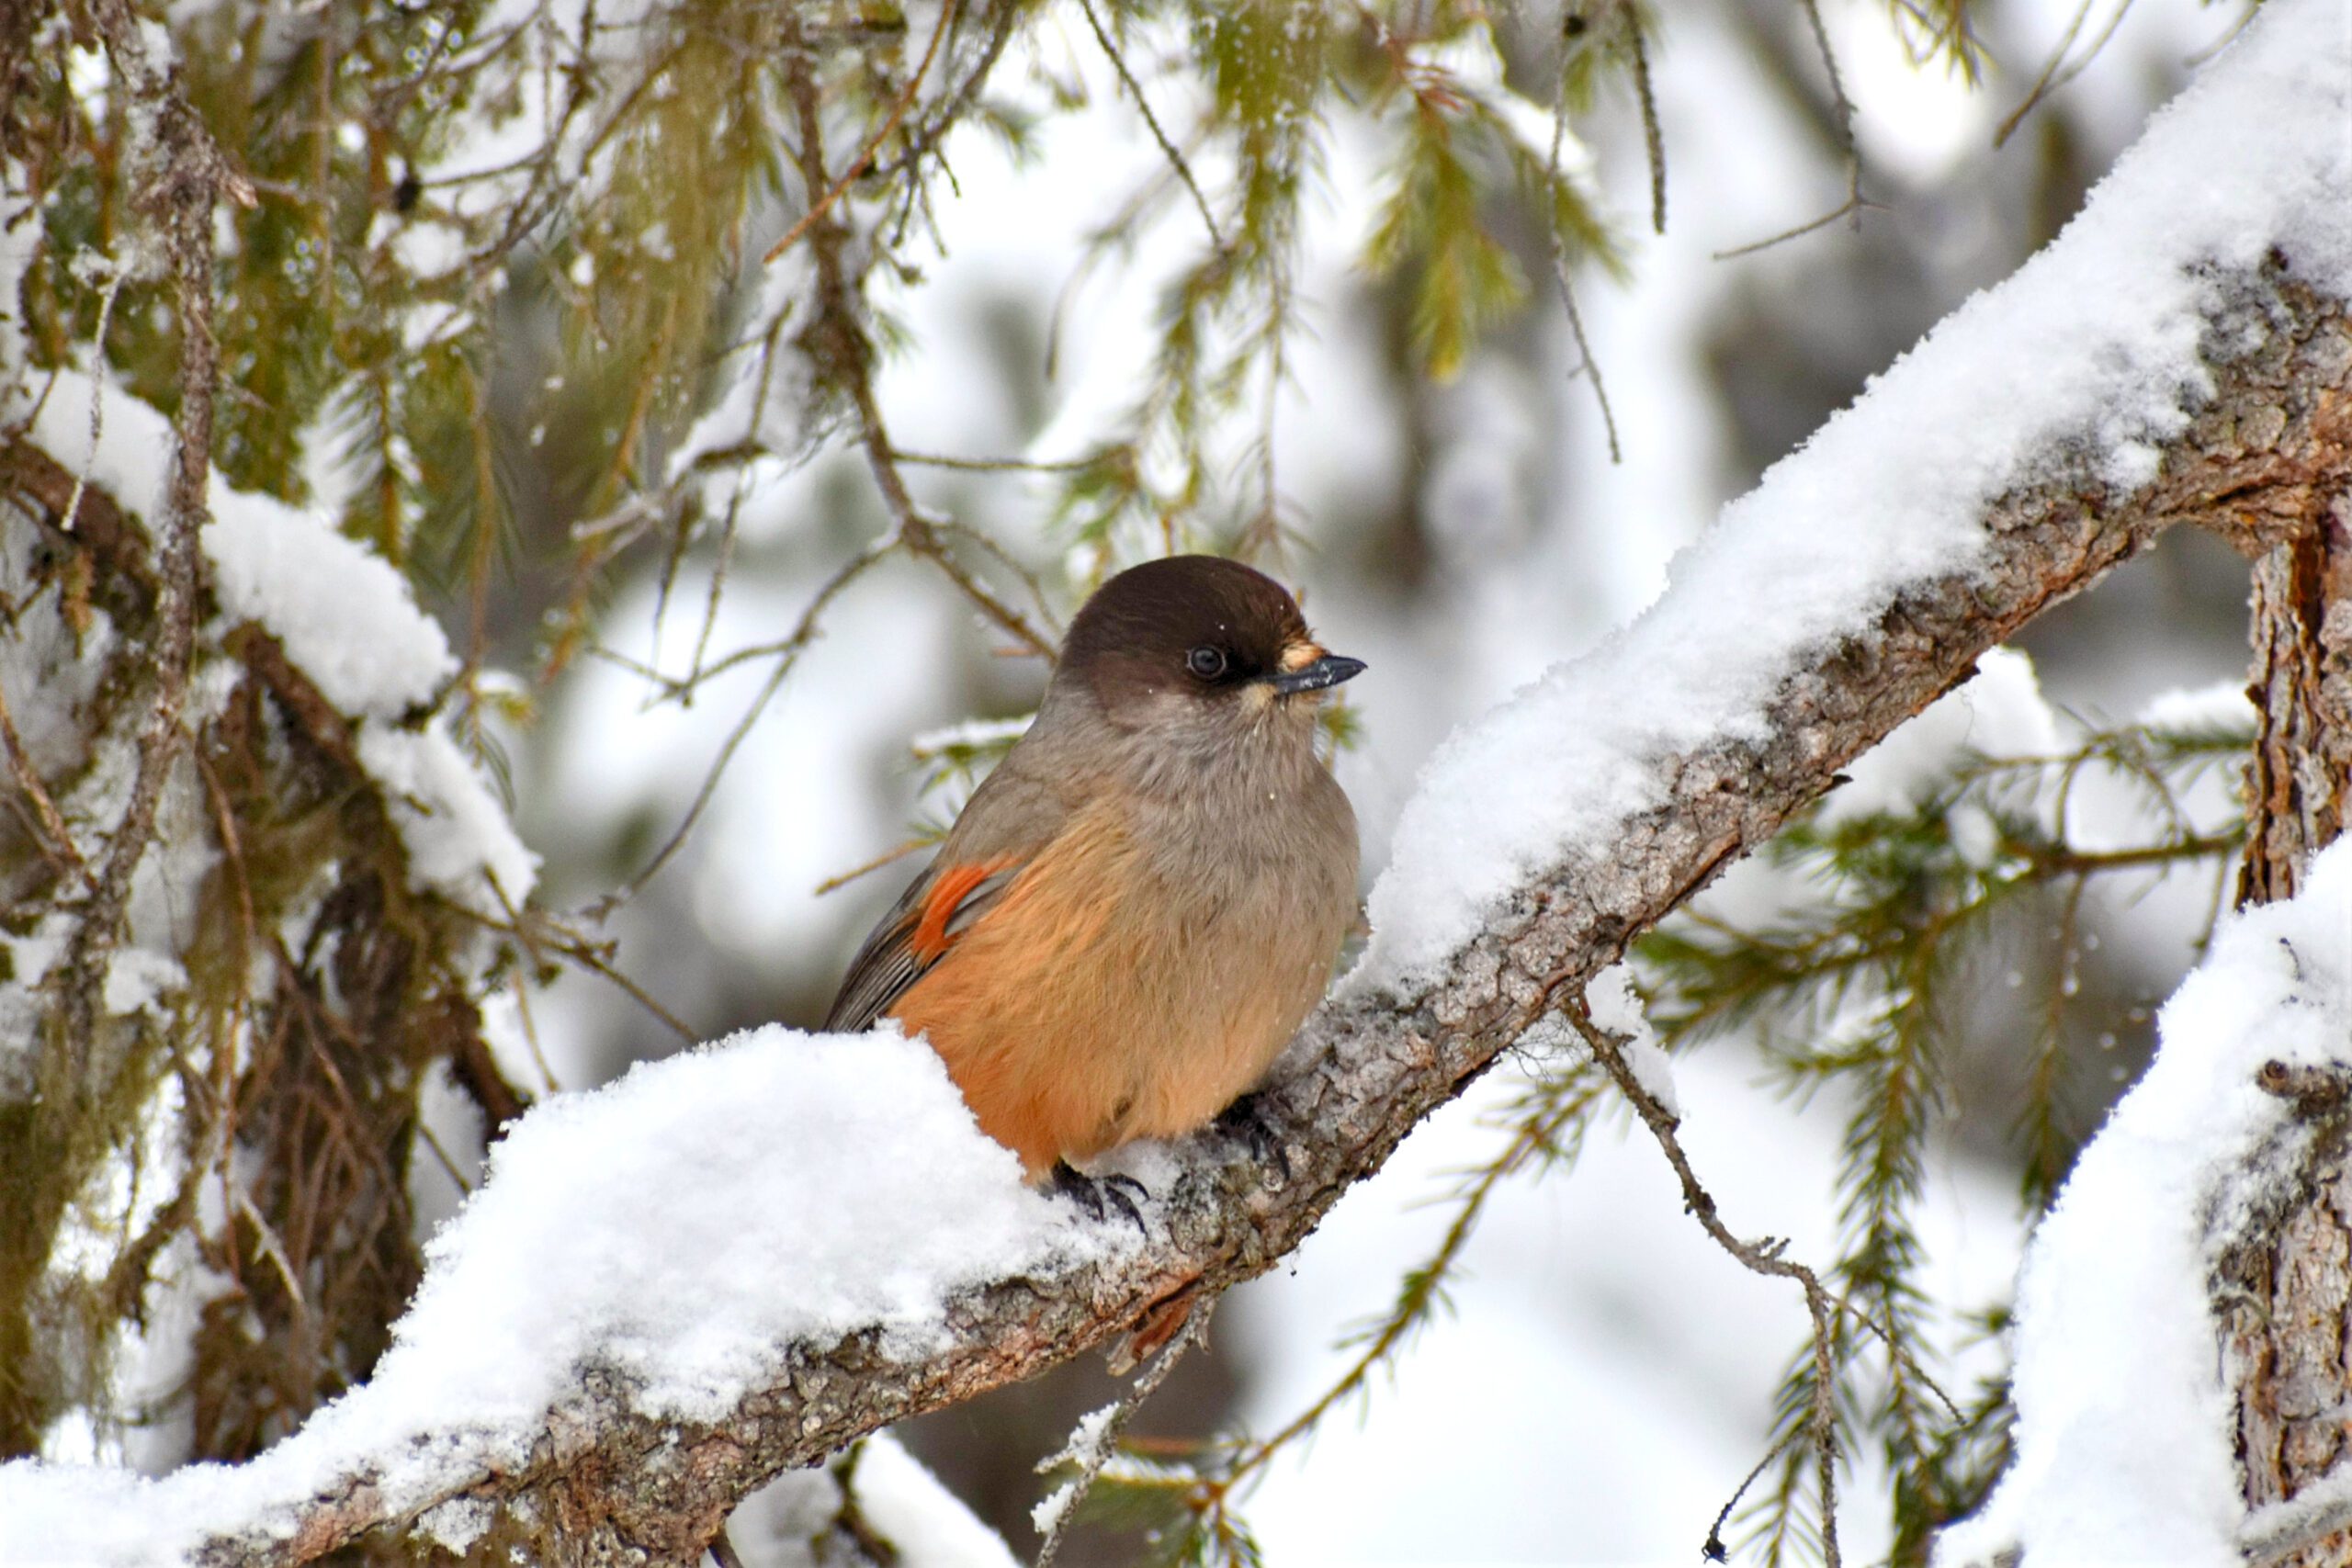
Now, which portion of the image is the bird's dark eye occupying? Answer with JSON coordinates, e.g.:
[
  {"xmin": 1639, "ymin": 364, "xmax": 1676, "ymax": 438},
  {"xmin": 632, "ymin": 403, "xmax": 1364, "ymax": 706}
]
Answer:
[{"xmin": 1185, "ymin": 645, "xmax": 1228, "ymax": 681}]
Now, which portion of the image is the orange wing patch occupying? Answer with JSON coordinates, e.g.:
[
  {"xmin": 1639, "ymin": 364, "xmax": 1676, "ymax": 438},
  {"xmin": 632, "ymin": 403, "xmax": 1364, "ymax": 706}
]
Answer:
[{"xmin": 910, "ymin": 858, "xmax": 1014, "ymax": 962}]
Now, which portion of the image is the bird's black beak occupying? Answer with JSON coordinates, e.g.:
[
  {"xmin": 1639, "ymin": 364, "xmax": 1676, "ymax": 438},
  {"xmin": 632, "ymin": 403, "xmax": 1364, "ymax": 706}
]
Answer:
[{"xmin": 1263, "ymin": 652, "xmax": 1367, "ymax": 696}]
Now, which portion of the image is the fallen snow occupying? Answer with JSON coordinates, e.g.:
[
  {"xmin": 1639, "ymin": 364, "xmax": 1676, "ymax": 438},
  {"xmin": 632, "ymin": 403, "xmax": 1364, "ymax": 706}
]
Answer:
[
  {"xmin": 1350, "ymin": 0, "xmax": 2352, "ymax": 994},
  {"xmin": 1936, "ymin": 837, "xmax": 2352, "ymax": 1566},
  {"xmin": 0, "ymin": 1026, "xmax": 1094, "ymax": 1564}
]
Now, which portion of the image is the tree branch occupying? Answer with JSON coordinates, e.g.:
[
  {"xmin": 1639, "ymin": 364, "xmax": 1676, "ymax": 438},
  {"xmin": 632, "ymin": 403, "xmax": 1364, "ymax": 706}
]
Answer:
[
  {"xmin": 47, "ymin": 0, "xmax": 250, "ymax": 1079},
  {"xmin": 124, "ymin": 250, "xmax": 2348, "ymax": 1568},
  {"xmin": 10, "ymin": 9, "xmax": 2346, "ymax": 1557}
]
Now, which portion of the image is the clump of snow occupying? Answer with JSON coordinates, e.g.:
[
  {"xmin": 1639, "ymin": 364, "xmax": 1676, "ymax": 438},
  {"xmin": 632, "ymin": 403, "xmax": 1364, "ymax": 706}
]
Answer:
[
  {"xmin": 733, "ymin": 1433, "xmax": 1020, "ymax": 1568},
  {"xmin": 203, "ymin": 499, "xmax": 456, "ymax": 719},
  {"xmin": 909, "ymin": 714, "xmax": 1035, "ymax": 759},
  {"xmin": 369, "ymin": 1025, "xmax": 1078, "ymax": 1445},
  {"xmin": 1584, "ymin": 964, "xmax": 1678, "ymax": 1118},
  {"xmin": 1030, "ymin": 1478, "xmax": 1080, "ymax": 1539},
  {"xmin": 356, "ymin": 720, "xmax": 539, "ymax": 908},
  {"xmin": 1029, "ymin": 1401, "xmax": 1120, "ymax": 1538},
  {"xmin": 1038, "ymin": 1403, "xmax": 1119, "ymax": 1474},
  {"xmin": 1936, "ymin": 838, "xmax": 2352, "ymax": 1567},
  {"xmin": 0, "ymin": 1025, "xmax": 1093, "ymax": 1563},
  {"xmin": 1350, "ymin": 0, "xmax": 2351, "ymax": 994},
  {"xmin": 0, "ymin": 355, "xmax": 458, "ymax": 722},
  {"xmin": 2141, "ymin": 679, "xmax": 2256, "ymax": 736}
]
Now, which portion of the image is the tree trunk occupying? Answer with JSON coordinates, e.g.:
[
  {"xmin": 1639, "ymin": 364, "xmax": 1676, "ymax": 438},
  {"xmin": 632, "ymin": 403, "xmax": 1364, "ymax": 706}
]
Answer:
[{"xmin": 2219, "ymin": 482, "xmax": 2352, "ymax": 1563}]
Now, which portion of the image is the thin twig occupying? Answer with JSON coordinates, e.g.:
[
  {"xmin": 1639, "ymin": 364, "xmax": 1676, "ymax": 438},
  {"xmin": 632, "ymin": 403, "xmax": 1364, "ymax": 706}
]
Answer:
[
  {"xmin": 1215, "ymin": 1065, "xmax": 1611, "ymax": 1506},
  {"xmin": 0, "ymin": 677, "xmax": 100, "ymax": 895},
  {"xmin": 59, "ymin": 261, "xmax": 125, "ymax": 556},
  {"xmin": 871, "ymin": 0, "xmax": 1021, "ymax": 184},
  {"xmin": 1797, "ymin": 0, "xmax": 1861, "ymax": 228},
  {"xmin": 1547, "ymin": 47, "xmax": 1621, "ymax": 465},
  {"xmin": 1993, "ymin": 0, "xmax": 2118, "ymax": 150},
  {"xmin": 601, "ymin": 537, "xmax": 892, "ymax": 905},
  {"xmin": 886, "ymin": 446, "xmax": 1100, "ymax": 475},
  {"xmin": 762, "ymin": 0, "xmax": 963, "ymax": 266},
  {"xmin": 1703, "ymin": 1424, "xmax": 1808, "ymax": 1562},
  {"xmin": 1567, "ymin": 1001, "xmax": 1843, "ymax": 1568},
  {"xmin": 1034, "ymin": 1298, "xmax": 1216, "ymax": 1568},
  {"xmin": 52, "ymin": 0, "xmax": 247, "ymax": 1077},
  {"xmin": 1713, "ymin": 0, "xmax": 1871, "ymax": 260},
  {"xmin": 784, "ymin": 35, "xmax": 1058, "ymax": 662},
  {"xmin": 813, "ymin": 834, "xmax": 935, "ymax": 897},
  {"xmin": 468, "ymin": 897, "xmax": 696, "ymax": 1045},
  {"xmin": 1624, "ymin": 6, "xmax": 1666, "ymax": 235},
  {"xmin": 1073, "ymin": 0, "xmax": 1226, "ymax": 252}
]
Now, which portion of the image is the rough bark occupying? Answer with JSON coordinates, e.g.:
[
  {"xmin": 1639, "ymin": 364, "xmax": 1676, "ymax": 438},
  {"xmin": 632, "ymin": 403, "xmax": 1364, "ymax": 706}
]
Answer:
[
  {"xmin": 2216, "ymin": 315, "xmax": 2352, "ymax": 1568},
  {"xmin": 135, "ymin": 267, "xmax": 2348, "ymax": 1565},
  {"xmin": 2238, "ymin": 499, "xmax": 2352, "ymax": 906}
]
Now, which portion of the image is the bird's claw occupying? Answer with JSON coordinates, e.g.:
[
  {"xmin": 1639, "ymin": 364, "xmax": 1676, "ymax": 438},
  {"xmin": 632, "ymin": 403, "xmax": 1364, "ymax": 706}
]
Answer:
[
  {"xmin": 1215, "ymin": 1092, "xmax": 1292, "ymax": 1184},
  {"xmin": 1049, "ymin": 1161, "xmax": 1149, "ymax": 1235}
]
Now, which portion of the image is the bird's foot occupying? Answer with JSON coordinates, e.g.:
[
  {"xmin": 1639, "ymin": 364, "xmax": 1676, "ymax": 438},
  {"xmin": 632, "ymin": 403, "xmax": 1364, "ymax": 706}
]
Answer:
[
  {"xmin": 1214, "ymin": 1092, "xmax": 1292, "ymax": 1184},
  {"xmin": 1049, "ymin": 1161, "xmax": 1149, "ymax": 1235}
]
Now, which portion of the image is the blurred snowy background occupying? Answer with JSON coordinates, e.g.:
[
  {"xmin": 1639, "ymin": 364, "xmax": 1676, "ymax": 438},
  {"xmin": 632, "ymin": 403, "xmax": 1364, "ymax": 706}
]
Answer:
[{"xmin": 356, "ymin": 0, "xmax": 2261, "ymax": 1559}]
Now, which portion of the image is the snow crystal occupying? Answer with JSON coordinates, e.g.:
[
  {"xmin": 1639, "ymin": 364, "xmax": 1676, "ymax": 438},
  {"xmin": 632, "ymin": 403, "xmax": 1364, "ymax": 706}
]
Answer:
[
  {"xmin": 1936, "ymin": 838, "xmax": 2352, "ymax": 1566},
  {"xmin": 1350, "ymin": 0, "xmax": 2352, "ymax": 994},
  {"xmin": 0, "ymin": 1026, "xmax": 1093, "ymax": 1563}
]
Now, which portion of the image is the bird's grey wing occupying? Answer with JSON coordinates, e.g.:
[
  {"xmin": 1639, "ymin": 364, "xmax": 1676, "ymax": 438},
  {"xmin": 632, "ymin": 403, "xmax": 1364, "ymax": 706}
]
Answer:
[{"xmin": 820, "ymin": 762, "xmax": 1068, "ymax": 1033}]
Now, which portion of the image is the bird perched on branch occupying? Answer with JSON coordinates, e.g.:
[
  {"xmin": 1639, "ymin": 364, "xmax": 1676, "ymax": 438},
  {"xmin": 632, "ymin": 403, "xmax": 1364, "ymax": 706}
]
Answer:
[{"xmin": 825, "ymin": 554, "xmax": 1363, "ymax": 1204}]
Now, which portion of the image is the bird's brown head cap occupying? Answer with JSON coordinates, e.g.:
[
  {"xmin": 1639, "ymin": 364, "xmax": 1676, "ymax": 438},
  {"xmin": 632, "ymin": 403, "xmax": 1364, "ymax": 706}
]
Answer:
[{"xmin": 1058, "ymin": 556, "xmax": 1364, "ymax": 724}]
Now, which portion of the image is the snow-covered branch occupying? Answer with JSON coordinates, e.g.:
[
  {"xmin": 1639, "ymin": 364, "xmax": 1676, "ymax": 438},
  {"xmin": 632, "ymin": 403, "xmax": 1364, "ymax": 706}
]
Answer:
[{"xmin": 2, "ymin": 3, "xmax": 2347, "ymax": 1563}]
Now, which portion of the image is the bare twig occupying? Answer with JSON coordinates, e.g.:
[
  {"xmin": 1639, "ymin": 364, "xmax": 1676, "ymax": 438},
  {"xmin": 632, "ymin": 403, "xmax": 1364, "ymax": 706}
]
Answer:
[
  {"xmin": 783, "ymin": 32, "xmax": 1058, "ymax": 662},
  {"xmin": 813, "ymin": 834, "xmax": 936, "ymax": 897},
  {"xmin": 1994, "ymin": 0, "xmax": 2133, "ymax": 150},
  {"xmin": 52, "ymin": 0, "xmax": 250, "ymax": 1074},
  {"xmin": 1073, "ymin": 0, "xmax": 1226, "ymax": 253},
  {"xmin": 1033, "ymin": 1298, "xmax": 1216, "ymax": 1568},
  {"xmin": 0, "ymin": 677, "xmax": 99, "ymax": 896},
  {"xmin": 1568, "ymin": 1001, "xmax": 1844, "ymax": 1568},
  {"xmin": 58, "ymin": 261, "xmax": 125, "ymax": 557},
  {"xmin": 1713, "ymin": 0, "xmax": 1871, "ymax": 260},
  {"xmin": 1547, "ymin": 50, "xmax": 1622, "ymax": 465},
  {"xmin": 602, "ymin": 536, "xmax": 893, "ymax": 905},
  {"xmin": 762, "ymin": 0, "xmax": 963, "ymax": 267},
  {"xmin": 1626, "ymin": 6, "xmax": 1666, "ymax": 235},
  {"xmin": 886, "ymin": 446, "xmax": 1100, "ymax": 475}
]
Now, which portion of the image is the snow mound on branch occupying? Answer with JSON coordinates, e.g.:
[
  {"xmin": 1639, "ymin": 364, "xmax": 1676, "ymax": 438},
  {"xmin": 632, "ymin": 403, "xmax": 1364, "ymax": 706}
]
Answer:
[
  {"xmin": 357, "ymin": 719, "xmax": 539, "ymax": 908},
  {"xmin": 204, "ymin": 499, "xmax": 455, "ymax": 719},
  {"xmin": 1936, "ymin": 838, "xmax": 2352, "ymax": 1566},
  {"xmin": 0, "ymin": 351, "xmax": 456, "ymax": 720},
  {"xmin": 377, "ymin": 1024, "xmax": 1076, "ymax": 1437},
  {"xmin": 1351, "ymin": 0, "xmax": 2352, "ymax": 993},
  {"xmin": 0, "ymin": 1026, "xmax": 1091, "ymax": 1564}
]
